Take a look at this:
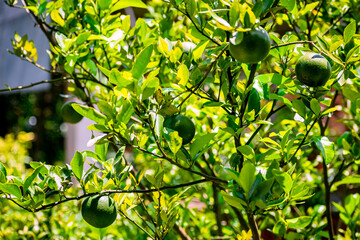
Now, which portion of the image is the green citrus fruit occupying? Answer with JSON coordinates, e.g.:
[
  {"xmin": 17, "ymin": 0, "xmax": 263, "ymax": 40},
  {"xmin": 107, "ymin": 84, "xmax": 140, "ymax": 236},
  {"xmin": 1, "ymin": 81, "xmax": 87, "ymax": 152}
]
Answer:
[
  {"xmin": 61, "ymin": 101, "xmax": 83, "ymax": 124},
  {"xmin": 229, "ymin": 27, "xmax": 271, "ymax": 64},
  {"xmin": 164, "ymin": 114, "xmax": 195, "ymax": 145},
  {"xmin": 295, "ymin": 53, "xmax": 331, "ymax": 87},
  {"xmin": 81, "ymin": 195, "xmax": 117, "ymax": 228}
]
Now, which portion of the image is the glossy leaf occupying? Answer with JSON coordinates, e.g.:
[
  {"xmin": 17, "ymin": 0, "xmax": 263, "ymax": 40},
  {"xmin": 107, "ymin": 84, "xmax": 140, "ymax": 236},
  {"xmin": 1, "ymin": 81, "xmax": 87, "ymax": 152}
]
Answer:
[
  {"xmin": 239, "ymin": 161, "xmax": 256, "ymax": 196},
  {"xmin": 313, "ymin": 136, "xmax": 335, "ymax": 164},
  {"xmin": 71, "ymin": 151, "xmax": 85, "ymax": 181}
]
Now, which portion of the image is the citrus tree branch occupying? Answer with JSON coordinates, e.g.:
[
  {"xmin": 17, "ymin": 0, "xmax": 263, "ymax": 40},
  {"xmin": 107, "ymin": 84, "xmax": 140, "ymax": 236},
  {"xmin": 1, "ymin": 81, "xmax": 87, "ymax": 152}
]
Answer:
[
  {"xmin": 0, "ymin": 77, "xmax": 70, "ymax": 92},
  {"xmin": 289, "ymin": 116, "xmax": 319, "ymax": 163},
  {"xmin": 178, "ymin": 44, "xmax": 228, "ymax": 108},
  {"xmin": 4, "ymin": 179, "xmax": 210, "ymax": 212}
]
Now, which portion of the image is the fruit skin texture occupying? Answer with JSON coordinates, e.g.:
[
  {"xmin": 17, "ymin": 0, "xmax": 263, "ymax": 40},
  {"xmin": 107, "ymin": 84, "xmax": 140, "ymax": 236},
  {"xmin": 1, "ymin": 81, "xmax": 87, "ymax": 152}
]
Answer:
[
  {"xmin": 295, "ymin": 53, "xmax": 331, "ymax": 87},
  {"xmin": 81, "ymin": 195, "xmax": 117, "ymax": 228},
  {"xmin": 164, "ymin": 114, "xmax": 195, "ymax": 145},
  {"xmin": 61, "ymin": 101, "xmax": 83, "ymax": 124},
  {"xmin": 229, "ymin": 27, "xmax": 271, "ymax": 64}
]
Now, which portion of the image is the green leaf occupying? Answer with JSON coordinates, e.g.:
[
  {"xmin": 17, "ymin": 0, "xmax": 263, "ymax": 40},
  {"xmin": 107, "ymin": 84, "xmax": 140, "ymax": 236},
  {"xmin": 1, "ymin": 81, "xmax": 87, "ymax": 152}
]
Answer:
[
  {"xmin": 248, "ymin": 89, "xmax": 261, "ymax": 114},
  {"xmin": 177, "ymin": 64, "xmax": 190, "ymax": 86},
  {"xmin": 76, "ymin": 32, "xmax": 91, "ymax": 45},
  {"xmin": 287, "ymin": 216, "xmax": 312, "ymax": 229},
  {"xmin": 251, "ymin": 177, "xmax": 275, "ymax": 200},
  {"xmin": 111, "ymin": 0, "xmax": 147, "ymax": 12},
  {"xmin": 292, "ymin": 99, "xmax": 306, "ymax": 118},
  {"xmin": 310, "ymin": 98, "xmax": 321, "ymax": 115},
  {"xmin": 344, "ymin": 20, "xmax": 356, "ymax": 43},
  {"xmin": 117, "ymin": 99, "xmax": 134, "ymax": 124},
  {"xmin": 50, "ymin": 9, "xmax": 65, "ymax": 26},
  {"xmin": 331, "ymin": 175, "xmax": 360, "ymax": 191},
  {"xmin": 239, "ymin": 161, "xmax": 256, "ymax": 196},
  {"xmin": 0, "ymin": 183, "xmax": 22, "ymax": 198},
  {"xmin": 158, "ymin": 37, "xmax": 169, "ymax": 55},
  {"xmin": 272, "ymin": 170, "xmax": 293, "ymax": 194},
  {"xmin": 98, "ymin": 0, "xmax": 112, "ymax": 10},
  {"xmin": 263, "ymin": 0, "xmax": 275, "ymax": 12},
  {"xmin": 141, "ymin": 76, "xmax": 159, "ymax": 99},
  {"xmin": 342, "ymin": 83, "xmax": 360, "ymax": 102},
  {"xmin": 313, "ymin": 136, "xmax": 335, "ymax": 164},
  {"xmin": 0, "ymin": 172, "xmax": 5, "ymax": 183},
  {"xmin": 23, "ymin": 166, "xmax": 44, "ymax": 194},
  {"xmin": 190, "ymin": 133, "xmax": 217, "ymax": 158},
  {"xmin": 97, "ymin": 100, "xmax": 115, "ymax": 119},
  {"xmin": 230, "ymin": 0, "xmax": 240, "ymax": 27},
  {"xmin": 154, "ymin": 113, "xmax": 164, "ymax": 143},
  {"xmin": 280, "ymin": 0, "xmax": 296, "ymax": 12},
  {"xmin": 71, "ymin": 151, "xmax": 85, "ymax": 181},
  {"xmin": 72, "ymin": 103, "xmax": 107, "ymax": 124},
  {"xmin": 168, "ymin": 131, "xmax": 182, "ymax": 154},
  {"xmin": 273, "ymin": 219, "xmax": 287, "ymax": 235},
  {"xmin": 321, "ymin": 106, "xmax": 339, "ymax": 116},
  {"xmin": 131, "ymin": 45, "xmax": 154, "ymax": 80},
  {"xmin": 221, "ymin": 191, "xmax": 245, "ymax": 210},
  {"xmin": 185, "ymin": 0, "xmax": 197, "ymax": 17},
  {"xmin": 193, "ymin": 40, "xmax": 209, "ymax": 61},
  {"xmin": 29, "ymin": 185, "xmax": 45, "ymax": 208},
  {"xmin": 299, "ymin": 2, "xmax": 319, "ymax": 15},
  {"xmin": 95, "ymin": 143, "xmax": 108, "ymax": 162},
  {"xmin": 237, "ymin": 145, "xmax": 255, "ymax": 160},
  {"xmin": 207, "ymin": 7, "xmax": 233, "ymax": 31},
  {"xmin": 0, "ymin": 163, "xmax": 7, "ymax": 178}
]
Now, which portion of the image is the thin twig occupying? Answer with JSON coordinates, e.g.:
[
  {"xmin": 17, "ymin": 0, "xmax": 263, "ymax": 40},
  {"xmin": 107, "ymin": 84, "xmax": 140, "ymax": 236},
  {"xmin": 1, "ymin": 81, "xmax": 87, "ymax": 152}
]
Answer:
[
  {"xmin": 119, "ymin": 209, "xmax": 155, "ymax": 239},
  {"xmin": 0, "ymin": 77, "xmax": 70, "ymax": 92}
]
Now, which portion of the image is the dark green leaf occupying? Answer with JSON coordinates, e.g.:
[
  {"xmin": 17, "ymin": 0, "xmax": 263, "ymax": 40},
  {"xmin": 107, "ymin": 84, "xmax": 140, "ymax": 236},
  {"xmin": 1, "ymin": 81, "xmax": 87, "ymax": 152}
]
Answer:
[{"xmin": 251, "ymin": 177, "xmax": 274, "ymax": 200}]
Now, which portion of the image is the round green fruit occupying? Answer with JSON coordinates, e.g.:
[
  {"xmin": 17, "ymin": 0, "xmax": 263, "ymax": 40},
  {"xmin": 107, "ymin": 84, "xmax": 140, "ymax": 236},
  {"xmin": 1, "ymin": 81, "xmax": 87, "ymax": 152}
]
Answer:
[
  {"xmin": 81, "ymin": 195, "xmax": 117, "ymax": 228},
  {"xmin": 229, "ymin": 27, "xmax": 271, "ymax": 64},
  {"xmin": 295, "ymin": 53, "xmax": 331, "ymax": 87},
  {"xmin": 61, "ymin": 101, "xmax": 83, "ymax": 124},
  {"xmin": 164, "ymin": 114, "xmax": 195, "ymax": 145}
]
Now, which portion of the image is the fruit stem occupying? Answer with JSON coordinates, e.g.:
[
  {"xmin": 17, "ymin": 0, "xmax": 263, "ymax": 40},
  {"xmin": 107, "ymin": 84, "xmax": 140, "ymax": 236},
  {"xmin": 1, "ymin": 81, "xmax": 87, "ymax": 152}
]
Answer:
[{"xmin": 239, "ymin": 64, "xmax": 258, "ymax": 125}]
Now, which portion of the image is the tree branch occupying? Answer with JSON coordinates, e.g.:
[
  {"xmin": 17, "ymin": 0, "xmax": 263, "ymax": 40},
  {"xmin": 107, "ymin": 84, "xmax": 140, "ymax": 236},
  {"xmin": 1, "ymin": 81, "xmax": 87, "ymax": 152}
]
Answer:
[{"xmin": 5, "ymin": 179, "xmax": 210, "ymax": 212}]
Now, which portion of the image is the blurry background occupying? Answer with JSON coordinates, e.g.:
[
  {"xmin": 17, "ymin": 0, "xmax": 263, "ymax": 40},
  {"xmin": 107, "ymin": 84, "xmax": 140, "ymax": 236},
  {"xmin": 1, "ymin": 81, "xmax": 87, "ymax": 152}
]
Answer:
[
  {"xmin": 0, "ymin": 1, "xmax": 142, "ymax": 166},
  {"xmin": 0, "ymin": 1, "xmax": 94, "ymax": 166}
]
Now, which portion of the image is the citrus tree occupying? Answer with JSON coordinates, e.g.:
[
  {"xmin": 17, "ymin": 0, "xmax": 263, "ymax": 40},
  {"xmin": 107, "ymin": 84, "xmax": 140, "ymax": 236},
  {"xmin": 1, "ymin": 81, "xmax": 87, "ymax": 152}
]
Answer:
[{"xmin": 1, "ymin": 0, "xmax": 360, "ymax": 239}]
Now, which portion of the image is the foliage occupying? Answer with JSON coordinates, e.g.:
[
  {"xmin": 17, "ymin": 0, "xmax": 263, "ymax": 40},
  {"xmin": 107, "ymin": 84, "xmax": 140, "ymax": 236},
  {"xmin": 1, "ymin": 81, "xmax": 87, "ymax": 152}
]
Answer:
[{"xmin": 1, "ymin": 0, "xmax": 360, "ymax": 239}]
